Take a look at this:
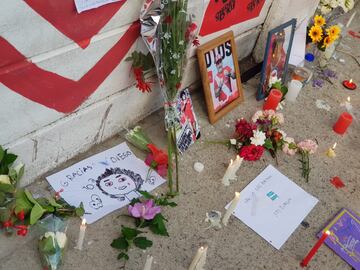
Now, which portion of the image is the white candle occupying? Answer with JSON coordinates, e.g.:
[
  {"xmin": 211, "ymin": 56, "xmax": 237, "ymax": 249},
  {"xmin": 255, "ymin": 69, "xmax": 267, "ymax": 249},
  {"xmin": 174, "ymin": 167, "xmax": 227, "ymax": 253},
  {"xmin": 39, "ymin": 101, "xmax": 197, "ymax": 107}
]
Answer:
[
  {"xmin": 75, "ymin": 218, "xmax": 86, "ymax": 250},
  {"xmin": 222, "ymin": 156, "xmax": 243, "ymax": 186},
  {"xmin": 346, "ymin": 11, "xmax": 357, "ymax": 28},
  {"xmin": 286, "ymin": 80, "xmax": 303, "ymax": 102},
  {"xmin": 222, "ymin": 192, "xmax": 241, "ymax": 226},
  {"xmin": 143, "ymin": 255, "xmax": 153, "ymax": 270},
  {"xmin": 188, "ymin": 246, "xmax": 208, "ymax": 270}
]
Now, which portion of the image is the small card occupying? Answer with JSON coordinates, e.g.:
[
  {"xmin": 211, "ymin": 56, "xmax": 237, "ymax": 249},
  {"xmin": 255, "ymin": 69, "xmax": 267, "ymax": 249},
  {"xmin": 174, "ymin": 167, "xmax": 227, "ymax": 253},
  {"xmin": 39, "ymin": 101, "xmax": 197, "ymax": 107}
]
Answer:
[
  {"xmin": 227, "ymin": 165, "xmax": 318, "ymax": 249},
  {"xmin": 176, "ymin": 88, "xmax": 200, "ymax": 154},
  {"xmin": 46, "ymin": 143, "xmax": 165, "ymax": 224},
  {"xmin": 319, "ymin": 208, "xmax": 360, "ymax": 269},
  {"xmin": 74, "ymin": 0, "xmax": 123, "ymax": 13}
]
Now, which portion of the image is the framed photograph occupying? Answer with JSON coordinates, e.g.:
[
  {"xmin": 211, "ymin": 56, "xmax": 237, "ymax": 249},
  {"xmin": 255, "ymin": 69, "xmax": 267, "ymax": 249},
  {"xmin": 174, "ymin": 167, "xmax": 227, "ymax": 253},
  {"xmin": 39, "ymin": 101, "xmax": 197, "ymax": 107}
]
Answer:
[
  {"xmin": 257, "ymin": 19, "xmax": 297, "ymax": 100},
  {"xmin": 197, "ymin": 31, "xmax": 244, "ymax": 124}
]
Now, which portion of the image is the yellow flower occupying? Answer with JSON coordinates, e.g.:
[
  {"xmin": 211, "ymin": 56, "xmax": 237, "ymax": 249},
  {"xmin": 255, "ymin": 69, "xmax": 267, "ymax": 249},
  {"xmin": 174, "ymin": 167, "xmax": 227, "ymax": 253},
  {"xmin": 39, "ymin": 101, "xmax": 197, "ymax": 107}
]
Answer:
[
  {"xmin": 309, "ymin": 25, "xmax": 323, "ymax": 43},
  {"xmin": 314, "ymin": 15, "xmax": 326, "ymax": 27},
  {"xmin": 327, "ymin": 25, "xmax": 341, "ymax": 40},
  {"xmin": 322, "ymin": 36, "xmax": 334, "ymax": 48}
]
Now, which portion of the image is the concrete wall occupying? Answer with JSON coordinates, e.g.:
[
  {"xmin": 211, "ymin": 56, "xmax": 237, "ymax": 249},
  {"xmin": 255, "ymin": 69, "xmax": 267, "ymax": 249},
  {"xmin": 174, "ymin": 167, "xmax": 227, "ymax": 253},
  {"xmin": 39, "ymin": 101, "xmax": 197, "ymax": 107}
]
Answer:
[{"xmin": 0, "ymin": 0, "xmax": 275, "ymax": 185}]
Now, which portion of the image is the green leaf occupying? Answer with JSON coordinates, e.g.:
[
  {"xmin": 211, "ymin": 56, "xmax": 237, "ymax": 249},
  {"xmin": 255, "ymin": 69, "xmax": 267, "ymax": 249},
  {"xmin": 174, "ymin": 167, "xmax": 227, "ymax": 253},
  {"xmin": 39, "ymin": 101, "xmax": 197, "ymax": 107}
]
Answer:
[
  {"xmin": 15, "ymin": 190, "xmax": 33, "ymax": 214},
  {"xmin": 39, "ymin": 236, "xmax": 57, "ymax": 255},
  {"xmin": 24, "ymin": 189, "xmax": 37, "ymax": 204},
  {"xmin": 117, "ymin": 252, "xmax": 129, "ymax": 261},
  {"xmin": 121, "ymin": 226, "xmax": 142, "ymax": 240},
  {"xmin": 0, "ymin": 183, "xmax": 15, "ymax": 193},
  {"xmin": 8, "ymin": 168, "xmax": 17, "ymax": 182},
  {"xmin": 16, "ymin": 164, "xmax": 25, "ymax": 181},
  {"xmin": 75, "ymin": 202, "xmax": 85, "ymax": 217},
  {"xmin": 0, "ymin": 208, "xmax": 11, "ymax": 222},
  {"xmin": 138, "ymin": 190, "xmax": 154, "ymax": 199},
  {"xmin": 133, "ymin": 237, "xmax": 152, "ymax": 250},
  {"xmin": 264, "ymin": 138, "xmax": 274, "ymax": 150},
  {"xmin": 0, "ymin": 146, "xmax": 4, "ymax": 162},
  {"xmin": 149, "ymin": 214, "xmax": 169, "ymax": 236},
  {"xmin": 47, "ymin": 197, "xmax": 62, "ymax": 208},
  {"xmin": 30, "ymin": 202, "xmax": 46, "ymax": 225},
  {"xmin": 0, "ymin": 192, "xmax": 5, "ymax": 205},
  {"xmin": 111, "ymin": 237, "xmax": 129, "ymax": 251},
  {"xmin": 3, "ymin": 153, "xmax": 17, "ymax": 166}
]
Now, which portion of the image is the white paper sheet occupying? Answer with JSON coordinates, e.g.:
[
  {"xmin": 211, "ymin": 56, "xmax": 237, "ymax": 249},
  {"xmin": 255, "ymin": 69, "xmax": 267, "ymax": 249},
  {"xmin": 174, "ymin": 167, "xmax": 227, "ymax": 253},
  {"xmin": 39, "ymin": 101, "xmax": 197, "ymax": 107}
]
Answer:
[
  {"xmin": 74, "ymin": 0, "xmax": 123, "ymax": 13},
  {"xmin": 46, "ymin": 143, "xmax": 166, "ymax": 224},
  {"xmin": 227, "ymin": 165, "xmax": 318, "ymax": 249},
  {"xmin": 289, "ymin": 18, "xmax": 308, "ymax": 67}
]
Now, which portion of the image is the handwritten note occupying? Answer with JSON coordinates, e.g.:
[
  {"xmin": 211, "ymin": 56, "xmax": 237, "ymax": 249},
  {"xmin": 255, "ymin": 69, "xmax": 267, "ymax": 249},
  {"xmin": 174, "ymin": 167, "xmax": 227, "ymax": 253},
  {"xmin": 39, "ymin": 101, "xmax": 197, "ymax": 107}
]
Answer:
[
  {"xmin": 74, "ymin": 0, "xmax": 124, "ymax": 13},
  {"xmin": 226, "ymin": 165, "xmax": 318, "ymax": 249},
  {"xmin": 46, "ymin": 143, "xmax": 166, "ymax": 224}
]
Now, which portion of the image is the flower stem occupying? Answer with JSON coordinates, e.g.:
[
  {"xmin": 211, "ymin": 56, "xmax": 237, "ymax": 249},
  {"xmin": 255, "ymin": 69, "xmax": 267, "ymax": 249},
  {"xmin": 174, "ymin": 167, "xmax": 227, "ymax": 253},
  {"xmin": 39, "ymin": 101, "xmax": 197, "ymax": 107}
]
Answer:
[{"xmin": 167, "ymin": 130, "xmax": 174, "ymax": 195}]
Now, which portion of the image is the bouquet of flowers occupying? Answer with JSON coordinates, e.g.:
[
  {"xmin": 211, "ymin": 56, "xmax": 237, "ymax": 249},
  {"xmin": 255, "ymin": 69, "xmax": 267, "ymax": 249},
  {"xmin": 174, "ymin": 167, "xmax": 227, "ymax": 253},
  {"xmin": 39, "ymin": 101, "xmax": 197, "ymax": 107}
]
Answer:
[
  {"xmin": 319, "ymin": 0, "xmax": 355, "ymax": 15},
  {"xmin": 37, "ymin": 215, "xmax": 68, "ymax": 270},
  {"xmin": 308, "ymin": 14, "xmax": 341, "ymax": 51},
  {"xmin": 0, "ymin": 145, "xmax": 84, "ymax": 237},
  {"xmin": 215, "ymin": 110, "xmax": 285, "ymax": 162},
  {"xmin": 140, "ymin": 0, "xmax": 199, "ymax": 195},
  {"xmin": 125, "ymin": 126, "xmax": 168, "ymax": 178}
]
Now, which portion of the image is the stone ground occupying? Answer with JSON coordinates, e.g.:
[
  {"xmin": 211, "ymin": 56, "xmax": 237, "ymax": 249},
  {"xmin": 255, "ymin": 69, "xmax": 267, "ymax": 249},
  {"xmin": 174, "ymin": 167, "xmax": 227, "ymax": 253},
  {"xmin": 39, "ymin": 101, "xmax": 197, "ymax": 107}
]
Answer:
[{"xmin": 1, "ymin": 11, "xmax": 360, "ymax": 270}]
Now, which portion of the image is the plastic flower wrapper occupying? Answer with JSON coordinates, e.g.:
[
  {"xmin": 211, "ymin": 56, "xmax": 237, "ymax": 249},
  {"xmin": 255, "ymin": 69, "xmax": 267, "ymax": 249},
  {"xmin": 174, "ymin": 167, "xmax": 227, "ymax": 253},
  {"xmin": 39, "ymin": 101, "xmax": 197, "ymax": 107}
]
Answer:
[
  {"xmin": 125, "ymin": 126, "xmax": 153, "ymax": 152},
  {"xmin": 36, "ymin": 215, "xmax": 68, "ymax": 270},
  {"xmin": 140, "ymin": 0, "xmax": 202, "ymax": 195}
]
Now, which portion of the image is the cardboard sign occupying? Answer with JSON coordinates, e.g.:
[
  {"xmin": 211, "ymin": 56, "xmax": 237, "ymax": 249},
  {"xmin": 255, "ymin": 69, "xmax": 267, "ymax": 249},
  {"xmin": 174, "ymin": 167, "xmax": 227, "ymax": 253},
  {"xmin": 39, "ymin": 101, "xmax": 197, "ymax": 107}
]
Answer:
[
  {"xmin": 199, "ymin": 0, "xmax": 266, "ymax": 36},
  {"xmin": 227, "ymin": 165, "xmax": 318, "ymax": 249},
  {"xmin": 46, "ymin": 143, "xmax": 166, "ymax": 224}
]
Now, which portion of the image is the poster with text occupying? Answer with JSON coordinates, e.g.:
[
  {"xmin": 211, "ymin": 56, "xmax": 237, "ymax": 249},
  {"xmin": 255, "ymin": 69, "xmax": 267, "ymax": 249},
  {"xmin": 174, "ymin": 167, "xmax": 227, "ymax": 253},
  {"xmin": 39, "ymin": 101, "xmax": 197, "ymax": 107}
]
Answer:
[
  {"xmin": 227, "ymin": 165, "xmax": 318, "ymax": 249},
  {"xmin": 46, "ymin": 143, "xmax": 166, "ymax": 224}
]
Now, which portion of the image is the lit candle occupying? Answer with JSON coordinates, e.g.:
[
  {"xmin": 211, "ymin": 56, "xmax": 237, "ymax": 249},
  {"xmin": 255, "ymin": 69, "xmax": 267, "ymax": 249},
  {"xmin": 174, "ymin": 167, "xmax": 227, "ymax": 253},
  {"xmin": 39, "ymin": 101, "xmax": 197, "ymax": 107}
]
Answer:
[
  {"xmin": 75, "ymin": 218, "xmax": 87, "ymax": 250},
  {"xmin": 333, "ymin": 112, "xmax": 353, "ymax": 135},
  {"xmin": 263, "ymin": 89, "xmax": 282, "ymax": 111},
  {"xmin": 300, "ymin": 230, "xmax": 331, "ymax": 267},
  {"xmin": 143, "ymin": 255, "xmax": 153, "ymax": 270},
  {"xmin": 342, "ymin": 79, "xmax": 357, "ymax": 90},
  {"xmin": 188, "ymin": 246, "xmax": 208, "ymax": 270},
  {"xmin": 222, "ymin": 156, "xmax": 243, "ymax": 186},
  {"xmin": 326, "ymin": 142, "xmax": 337, "ymax": 158},
  {"xmin": 222, "ymin": 192, "xmax": 241, "ymax": 226},
  {"xmin": 286, "ymin": 80, "xmax": 303, "ymax": 102}
]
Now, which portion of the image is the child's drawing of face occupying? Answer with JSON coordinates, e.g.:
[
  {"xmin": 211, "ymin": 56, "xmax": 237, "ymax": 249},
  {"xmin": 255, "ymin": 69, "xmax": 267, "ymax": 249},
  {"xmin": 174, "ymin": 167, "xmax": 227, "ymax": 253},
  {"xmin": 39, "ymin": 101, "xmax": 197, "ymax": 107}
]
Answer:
[{"xmin": 98, "ymin": 173, "xmax": 136, "ymax": 196}]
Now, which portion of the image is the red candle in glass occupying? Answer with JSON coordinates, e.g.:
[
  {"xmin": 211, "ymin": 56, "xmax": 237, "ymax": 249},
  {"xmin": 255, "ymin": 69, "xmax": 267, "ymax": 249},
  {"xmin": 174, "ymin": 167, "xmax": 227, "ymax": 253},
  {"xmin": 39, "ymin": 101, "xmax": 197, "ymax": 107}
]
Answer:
[
  {"xmin": 263, "ymin": 89, "xmax": 282, "ymax": 111},
  {"xmin": 333, "ymin": 112, "xmax": 353, "ymax": 135},
  {"xmin": 300, "ymin": 231, "xmax": 330, "ymax": 268}
]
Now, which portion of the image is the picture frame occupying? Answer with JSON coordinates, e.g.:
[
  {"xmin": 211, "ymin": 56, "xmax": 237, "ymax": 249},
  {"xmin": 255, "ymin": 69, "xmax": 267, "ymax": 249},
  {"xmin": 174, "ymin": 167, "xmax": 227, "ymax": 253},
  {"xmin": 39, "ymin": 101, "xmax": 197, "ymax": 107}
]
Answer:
[
  {"xmin": 197, "ymin": 31, "xmax": 244, "ymax": 124},
  {"xmin": 257, "ymin": 19, "xmax": 297, "ymax": 100}
]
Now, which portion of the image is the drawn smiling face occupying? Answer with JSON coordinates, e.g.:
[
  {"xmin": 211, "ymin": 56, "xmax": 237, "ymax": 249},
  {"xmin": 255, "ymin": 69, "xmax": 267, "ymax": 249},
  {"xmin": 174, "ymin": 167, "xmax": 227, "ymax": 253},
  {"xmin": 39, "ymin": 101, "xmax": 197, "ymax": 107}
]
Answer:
[{"xmin": 98, "ymin": 173, "xmax": 136, "ymax": 196}]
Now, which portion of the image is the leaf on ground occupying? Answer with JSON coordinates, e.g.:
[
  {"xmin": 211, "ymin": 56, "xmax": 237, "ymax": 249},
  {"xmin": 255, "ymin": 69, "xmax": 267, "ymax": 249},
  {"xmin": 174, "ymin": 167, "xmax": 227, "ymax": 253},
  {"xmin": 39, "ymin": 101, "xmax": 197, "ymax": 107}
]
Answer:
[
  {"xmin": 149, "ymin": 214, "xmax": 169, "ymax": 236},
  {"xmin": 30, "ymin": 202, "xmax": 46, "ymax": 225},
  {"xmin": 121, "ymin": 226, "xmax": 142, "ymax": 240},
  {"xmin": 111, "ymin": 237, "xmax": 129, "ymax": 251},
  {"xmin": 133, "ymin": 237, "xmax": 152, "ymax": 250}
]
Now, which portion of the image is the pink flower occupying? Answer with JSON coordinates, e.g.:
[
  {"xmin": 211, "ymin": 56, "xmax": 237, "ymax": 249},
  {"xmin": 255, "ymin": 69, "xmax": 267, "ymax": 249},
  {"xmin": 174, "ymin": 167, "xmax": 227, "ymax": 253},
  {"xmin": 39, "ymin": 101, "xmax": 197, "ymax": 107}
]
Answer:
[
  {"xmin": 297, "ymin": 139, "xmax": 318, "ymax": 154},
  {"xmin": 128, "ymin": 200, "xmax": 161, "ymax": 220},
  {"xmin": 239, "ymin": 145, "xmax": 264, "ymax": 161},
  {"xmin": 282, "ymin": 137, "xmax": 298, "ymax": 156},
  {"xmin": 275, "ymin": 112, "xmax": 284, "ymax": 124}
]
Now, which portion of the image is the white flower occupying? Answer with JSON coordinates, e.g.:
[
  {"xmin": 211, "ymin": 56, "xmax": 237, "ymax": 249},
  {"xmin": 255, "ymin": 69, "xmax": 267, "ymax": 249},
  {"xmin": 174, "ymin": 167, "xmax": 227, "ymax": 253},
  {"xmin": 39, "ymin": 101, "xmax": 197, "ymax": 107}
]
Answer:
[
  {"xmin": 43, "ymin": 231, "xmax": 55, "ymax": 239},
  {"xmin": 170, "ymin": 70, "xmax": 176, "ymax": 75},
  {"xmin": 268, "ymin": 75, "xmax": 281, "ymax": 88},
  {"xmin": 320, "ymin": 5, "xmax": 332, "ymax": 14},
  {"xmin": 55, "ymin": 232, "xmax": 67, "ymax": 249},
  {"xmin": 250, "ymin": 130, "xmax": 266, "ymax": 146},
  {"xmin": 275, "ymin": 112, "xmax": 284, "ymax": 124},
  {"xmin": 0, "ymin": 175, "xmax": 11, "ymax": 185},
  {"xmin": 251, "ymin": 111, "xmax": 263, "ymax": 123},
  {"xmin": 172, "ymin": 53, "xmax": 180, "ymax": 59},
  {"xmin": 329, "ymin": 0, "xmax": 340, "ymax": 8},
  {"xmin": 179, "ymin": 40, "xmax": 184, "ymax": 46},
  {"xmin": 230, "ymin": 139, "xmax": 237, "ymax": 145},
  {"xmin": 278, "ymin": 129, "xmax": 287, "ymax": 138},
  {"xmin": 340, "ymin": 0, "xmax": 354, "ymax": 12},
  {"xmin": 163, "ymin": 32, "xmax": 171, "ymax": 40}
]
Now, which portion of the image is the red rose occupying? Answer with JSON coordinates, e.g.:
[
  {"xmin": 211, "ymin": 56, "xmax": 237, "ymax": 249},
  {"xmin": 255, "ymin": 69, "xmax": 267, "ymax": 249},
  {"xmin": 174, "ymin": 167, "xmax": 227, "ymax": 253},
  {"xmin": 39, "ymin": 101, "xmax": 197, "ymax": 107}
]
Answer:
[
  {"xmin": 239, "ymin": 145, "xmax": 264, "ymax": 161},
  {"xmin": 235, "ymin": 119, "xmax": 257, "ymax": 139}
]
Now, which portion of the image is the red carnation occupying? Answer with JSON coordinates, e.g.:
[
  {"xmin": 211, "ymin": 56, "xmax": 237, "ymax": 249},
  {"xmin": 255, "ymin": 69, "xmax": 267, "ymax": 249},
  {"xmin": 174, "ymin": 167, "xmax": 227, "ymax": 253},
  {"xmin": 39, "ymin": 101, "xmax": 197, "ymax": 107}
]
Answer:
[
  {"xmin": 239, "ymin": 145, "xmax": 264, "ymax": 161},
  {"xmin": 235, "ymin": 119, "xmax": 257, "ymax": 140},
  {"xmin": 17, "ymin": 210, "xmax": 25, "ymax": 221},
  {"xmin": 164, "ymin": 15, "xmax": 173, "ymax": 24}
]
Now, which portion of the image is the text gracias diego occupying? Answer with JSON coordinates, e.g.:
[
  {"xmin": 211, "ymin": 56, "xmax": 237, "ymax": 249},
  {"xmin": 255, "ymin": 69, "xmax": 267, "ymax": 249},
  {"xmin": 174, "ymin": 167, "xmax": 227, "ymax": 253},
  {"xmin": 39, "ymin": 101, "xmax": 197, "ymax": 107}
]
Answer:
[{"xmin": 62, "ymin": 150, "xmax": 132, "ymax": 186}]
